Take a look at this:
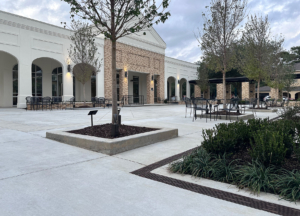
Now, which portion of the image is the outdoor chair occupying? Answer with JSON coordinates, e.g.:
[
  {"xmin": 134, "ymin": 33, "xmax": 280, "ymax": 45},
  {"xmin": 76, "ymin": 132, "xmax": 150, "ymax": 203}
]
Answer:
[
  {"xmin": 185, "ymin": 98, "xmax": 193, "ymax": 118},
  {"xmin": 207, "ymin": 99, "xmax": 219, "ymax": 121},
  {"xmin": 52, "ymin": 96, "xmax": 62, "ymax": 110},
  {"xmin": 67, "ymin": 97, "xmax": 75, "ymax": 109},
  {"xmin": 240, "ymin": 98, "xmax": 249, "ymax": 114},
  {"xmin": 193, "ymin": 98, "xmax": 209, "ymax": 122},
  {"xmin": 25, "ymin": 96, "xmax": 32, "ymax": 111},
  {"xmin": 42, "ymin": 97, "xmax": 52, "ymax": 111},
  {"xmin": 97, "ymin": 97, "xmax": 106, "ymax": 108},
  {"xmin": 31, "ymin": 97, "xmax": 42, "ymax": 111},
  {"xmin": 220, "ymin": 98, "xmax": 240, "ymax": 122},
  {"xmin": 92, "ymin": 97, "xmax": 98, "ymax": 107}
]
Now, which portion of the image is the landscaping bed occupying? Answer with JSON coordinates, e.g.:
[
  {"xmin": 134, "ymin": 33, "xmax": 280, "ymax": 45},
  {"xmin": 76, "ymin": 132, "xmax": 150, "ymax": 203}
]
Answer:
[
  {"xmin": 170, "ymin": 106, "xmax": 300, "ymax": 202},
  {"xmin": 211, "ymin": 111, "xmax": 243, "ymax": 116},
  {"xmin": 69, "ymin": 124, "xmax": 158, "ymax": 139}
]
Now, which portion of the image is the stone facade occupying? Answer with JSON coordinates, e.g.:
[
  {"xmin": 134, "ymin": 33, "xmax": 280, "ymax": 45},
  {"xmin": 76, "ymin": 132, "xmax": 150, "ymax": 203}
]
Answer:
[
  {"xmin": 270, "ymin": 88, "xmax": 280, "ymax": 99},
  {"xmin": 104, "ymin": 40, "xmax": 164, "ymax": 104},
  {"xmin": 194, "ymin": 85, "xmax": 201, "ymax": 97},
  {"xmin": 241, "ymin": 82, "xmax": 255, "ymax": 99},
  {"xmin": 216, "ymin": 84, "xmax": 231, "ymax": 99}
]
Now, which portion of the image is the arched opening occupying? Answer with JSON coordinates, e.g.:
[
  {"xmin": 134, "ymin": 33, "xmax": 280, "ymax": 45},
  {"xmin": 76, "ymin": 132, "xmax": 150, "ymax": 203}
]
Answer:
[
  {"xmin": 32, "ymin": 57, "xmax": 63, "ymax": 98},
  {"xmin": 73, "ymin": 63, "xmax": 96, "ymax": 101},
  {"xmin": 190, "ymin": 83, "xmax": 195, "ymax": 98},
  {"xmin": 0, "ymin": 51, "xmax": 18, "ymax": 107},
  {"xmin": 179, "ymin": 78, "xmax": 187, "ymax": 100},
  {"xmin": 52, "ymin": 67, "xmax": 63, "ymax": 96},
  {"xmin": 167, "ymin": 77, "xmax": 176, "ymax": 101},
  {"xmin": 295, "ymin": 92, "xmax": 300, "ymax": 100},
  {"xmin": 32, "ymin": 64, "xmax": 43, "ymax": 97}
]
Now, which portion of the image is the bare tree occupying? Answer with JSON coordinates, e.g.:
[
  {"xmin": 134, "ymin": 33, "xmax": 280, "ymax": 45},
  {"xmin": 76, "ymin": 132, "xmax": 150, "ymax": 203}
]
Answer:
[
  {"xmin": 63, "ymin": 0, "xmax": 171, "ymax": 123},
  {"xmin": 68, "ymin": 21, "xmax": 102, "ymax": 105},
  {"xmin": 197, "ymin": 0, "xmax": 247, "ymax": 108},
  {"xmin": 239, "ymin": 15, "xmax": 284, "ymax": 107}
]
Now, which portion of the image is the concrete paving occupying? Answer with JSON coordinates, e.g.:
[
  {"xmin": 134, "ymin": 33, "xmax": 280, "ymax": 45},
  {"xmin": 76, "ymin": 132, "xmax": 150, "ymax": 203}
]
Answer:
[{"xmin": 0, "ymin": 106, "xmax": 279, "ymax": 216}]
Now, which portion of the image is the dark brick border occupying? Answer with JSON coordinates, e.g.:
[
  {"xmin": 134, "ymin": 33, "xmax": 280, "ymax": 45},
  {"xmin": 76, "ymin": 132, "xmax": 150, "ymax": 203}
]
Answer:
[{"xmin": 131, "ymin": 147, "xmax": 300, "ymax": 216}]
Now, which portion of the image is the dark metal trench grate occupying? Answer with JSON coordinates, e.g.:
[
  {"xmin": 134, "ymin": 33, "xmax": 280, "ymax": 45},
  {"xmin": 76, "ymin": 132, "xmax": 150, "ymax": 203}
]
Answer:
[{"xmin": 131, "ymin": 147, "xmax": 300, "ymax": 216}]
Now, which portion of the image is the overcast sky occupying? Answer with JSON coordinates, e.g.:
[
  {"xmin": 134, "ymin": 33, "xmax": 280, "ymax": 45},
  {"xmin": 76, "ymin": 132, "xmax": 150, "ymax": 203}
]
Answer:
[{"xmin": 1, "ymin": 0, "xmax": 300, "ymax": 63}]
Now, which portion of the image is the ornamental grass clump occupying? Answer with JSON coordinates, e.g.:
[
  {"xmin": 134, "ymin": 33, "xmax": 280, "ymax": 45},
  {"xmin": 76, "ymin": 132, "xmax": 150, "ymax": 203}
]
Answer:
[
  {"xmin": 237, "ymin": 160, "xmax": 277, "ymax": 195},
  {"xmin": 212, "ymin": 153, "xmax": 239, "ymax": 183},
  {"xmin": 170, "ymin": 147, "xmax": 215, "ymax": 178},
  {"xmin": 275, "ymin": 170, "xmax": 300, "ymax": 202}
]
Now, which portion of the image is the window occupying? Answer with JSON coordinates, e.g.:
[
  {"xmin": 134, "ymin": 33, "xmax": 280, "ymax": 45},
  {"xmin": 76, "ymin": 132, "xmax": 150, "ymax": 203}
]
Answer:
[
  {"xmin": 91, "ymin": 75, "xmax": 96, "ymax": 98},
  {"xmin": 12, "ymin": 64, "xmax": 18, "ymax": 106},
  {"xmin": 32, "ymin": 64, "xmax": 43, "ymax": 97},
  {"xmin": 52, "ymin": 67, "xmax": 63, "ymax": 96}
]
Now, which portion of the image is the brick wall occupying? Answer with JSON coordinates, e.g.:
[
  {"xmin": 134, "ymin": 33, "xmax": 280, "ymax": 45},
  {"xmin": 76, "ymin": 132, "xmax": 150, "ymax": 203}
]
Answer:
[
  {"xmin": 194, "ymin": 85, "xmax": 201, "ymax": 97},
  {"xmin": 104, "ymin": 40, "xmax": 164, "ymax": 104}
]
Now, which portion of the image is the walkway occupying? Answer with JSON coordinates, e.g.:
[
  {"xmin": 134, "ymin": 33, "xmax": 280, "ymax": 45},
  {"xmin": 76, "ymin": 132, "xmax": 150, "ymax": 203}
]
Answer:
[{"xmin": 0, "ymin": 106, "xmax": 279, "ymax": 216}]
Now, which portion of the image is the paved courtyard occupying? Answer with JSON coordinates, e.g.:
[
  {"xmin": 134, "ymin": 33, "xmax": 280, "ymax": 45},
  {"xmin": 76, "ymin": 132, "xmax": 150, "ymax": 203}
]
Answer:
[{"xmin": 0, "ymin": 106, "xmax": 280, "ymax": 216}]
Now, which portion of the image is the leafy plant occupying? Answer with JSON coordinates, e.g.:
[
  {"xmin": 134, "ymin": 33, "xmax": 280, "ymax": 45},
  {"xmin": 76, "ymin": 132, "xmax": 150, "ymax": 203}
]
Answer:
[
  {"xmin": 237, "ymin": 160, "xmax": 277, "ymax": 194},
  {"xmin": 212, "ymin": 153, "xmax": 239, "ymax": 183},
  {"xmin": 250, "ymin": 130, "xmax": 288, "ymax": 165},
  {"xmin": 170, "ymin": 147, "xmax": 215, "ymax": 178},
  {"xmin": 275, "ymin": 170, "xmax": 300, "ymax": 202}
]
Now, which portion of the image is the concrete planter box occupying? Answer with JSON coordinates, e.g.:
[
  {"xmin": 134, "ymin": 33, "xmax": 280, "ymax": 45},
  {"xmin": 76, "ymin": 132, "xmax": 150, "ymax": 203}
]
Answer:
[
  {"xmin": 197, "ymin": 113, "xmax": 254, "ymax": 120},
  {"xmin": 246, "ymin": 108, "xmax": 278, "ymax": 113},
  {"xmin": 46, "ymin": 127, "xmax": 178, "ymax": 155}
]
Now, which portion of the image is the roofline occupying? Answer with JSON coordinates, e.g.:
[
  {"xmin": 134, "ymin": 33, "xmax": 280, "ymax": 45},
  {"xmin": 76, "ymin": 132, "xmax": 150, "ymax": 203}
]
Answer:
[
  {"xmin": 0, "ymin": 9, "xmax": 70, "ymax": 32},
  {"xmin": 165, "ymin": 56, "xmax": 198, "ymax": 66}
]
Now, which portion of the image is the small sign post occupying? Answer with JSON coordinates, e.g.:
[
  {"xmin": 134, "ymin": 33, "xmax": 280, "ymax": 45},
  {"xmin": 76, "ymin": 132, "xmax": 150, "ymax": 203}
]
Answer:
[{"xmin": 88, "ymin": 110, "xmax": 98, "ymax": 127}]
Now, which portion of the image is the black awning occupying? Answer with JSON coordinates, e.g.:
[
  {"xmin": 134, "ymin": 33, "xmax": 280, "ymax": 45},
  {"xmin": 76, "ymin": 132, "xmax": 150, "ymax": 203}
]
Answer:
[
  {"xmin": 189, "ymin": 74, "xmax": 300, "ymax": 85},
  {"xmin": 189, "ymin": 76, "xmax": 252, "ymax": 84}
]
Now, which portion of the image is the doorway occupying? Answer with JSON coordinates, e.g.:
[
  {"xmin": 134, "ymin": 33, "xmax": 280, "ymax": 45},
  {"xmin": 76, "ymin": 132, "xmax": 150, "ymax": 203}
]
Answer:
[
  {"xmin": 154, "ymin": 79, "xmax": 157, "ymax": 102},
  {"xmin": 133, "ymin": 76, "xmax": 139, "ymax": 103}
]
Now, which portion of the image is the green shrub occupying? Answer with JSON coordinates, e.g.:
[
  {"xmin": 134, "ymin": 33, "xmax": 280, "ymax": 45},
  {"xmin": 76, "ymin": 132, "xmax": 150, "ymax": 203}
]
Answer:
[
  {"xmin": 202, "ymin": 120, "xmax": 249, "ymax": 154},
  {"xmin": 250, "ymin": 130, "xmax": 288, "ymax": 166},
  {"xmin": 237, "ymin": 160, "xmax": 277, "ymax": 194},
  {"xmin": 212, "ymin": 153, "xmax": 239, "ymax": 183},
  {"xmin": 170, "ymin": 147, "xmax": 215, "ymax": 178},
  {"xmin": 275, "ymin": 170, "xmax": 300, "ymax": 202}
]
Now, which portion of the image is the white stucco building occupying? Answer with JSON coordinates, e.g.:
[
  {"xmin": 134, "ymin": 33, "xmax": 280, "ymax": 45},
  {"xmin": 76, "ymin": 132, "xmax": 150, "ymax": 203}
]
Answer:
[{"xmin": 0, "ymin": 10, "xmax": 198, "ymax": 108}]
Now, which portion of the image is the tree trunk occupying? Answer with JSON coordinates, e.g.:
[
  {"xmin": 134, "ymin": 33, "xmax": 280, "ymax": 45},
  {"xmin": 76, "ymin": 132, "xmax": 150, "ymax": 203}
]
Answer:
[
  {"xmin": 257, "ymin": 79, "xmax": 260, "ymax": 108},
  {"xmin": 111, "ymin": 39, "xmax": 118, "ymax": 123},
  {"xmin": 223, "ymin": 72, "xmax": 226, "ymax": 109},
  {"xmin": 83, "ymin": 83, "xmax": 86, "ymax": 105}
]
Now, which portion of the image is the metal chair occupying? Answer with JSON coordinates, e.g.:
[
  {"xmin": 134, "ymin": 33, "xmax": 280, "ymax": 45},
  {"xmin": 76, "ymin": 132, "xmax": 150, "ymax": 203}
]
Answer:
[
  {"xmin": 240, "ymin": 98, "xmax": 249, "ymax": 114},
  {"xmin": 207, "ymin": 99, "xmax": 219, "ymax": 121},
  {"xmin": 25, "ymin": 96, "xmax": 32, "ymax": 111},
  {"xmin": 52, "ymin": 96, "xmax": 62, "ymax": 110},
  {"xmin": 67, "ymin": 97, "xmax": 75, "ymax": 109},
  {"xmin": 98, "ymin": 97, "xmax": 106, "ymax": 108},
  {"xmin": 185, "ymin": 98, "xmax": 193, "ymax": 118},
  {"xmin": 221, "ymin": 98, "xmax": 240, "ymax": 122},
  {"xmin": 42, "ymin": 97, "xmax": 52, "ymax": 111},
  {"xmin": 31, "ymin": 96, "xmax": 42, "ymax": 111},
  {"xmin": 193, "ymin": 98, "xmax": 209, "ymax": 122},
  {"xmin": 92, "ymin": 97, "xmax": 98, "ymax": 107}
]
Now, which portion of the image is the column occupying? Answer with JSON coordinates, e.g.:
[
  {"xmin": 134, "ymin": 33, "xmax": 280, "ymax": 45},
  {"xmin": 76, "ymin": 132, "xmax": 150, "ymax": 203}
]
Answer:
[
  {"xmin": 194, "ymin": 85, "xmax": 201, "ymax": 97},
  {"xmin": 241, "ymin": 82, "xmax": 249, "ymax": 99},
  {"xmin": 186, "ymin": 81, "xmax": 190, "ymax": 98},
  {"xmin": 119, "ymin": 70, "xmax": 128, "ymax": 101},
  {"xmin": 156, "ymin": 75, "xmax": 164, "ymax": 101},
  {"xmin": 62, "ymin": 63, "xmax": 73, "ymax": 101},
  {"xmin": 147, "ymin": 74, "xmax": 154, "ymax": 104},
  {"xmin": 216, "ymin": 84, "xmax": 223, "ymax": 99},
  {"xmin": 270, "ymin": 88, "xmax": 280, "ymax": 99},
  {"xmin": 226, "ymin": 84, "xmax": 231, "ymax": 99},
  {"xmin": 17, "ymin": 63, "xmax": 32, "ymax": 108},
  {"xmin": 175, "ymin": 78, "xmax": 179, "ymax": 101},
  {"xmin": 96, "ymin": 68, "xmax": 105, "ymax": 97}
]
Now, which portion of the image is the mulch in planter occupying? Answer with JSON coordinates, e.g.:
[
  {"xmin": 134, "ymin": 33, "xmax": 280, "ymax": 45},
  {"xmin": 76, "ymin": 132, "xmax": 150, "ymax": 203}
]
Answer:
[
  {"xmin": 210, "ymin": 111, "xmax": 243, "ymax": 116},
  {"xmin": 228, "ymin": 146, "xmax": 300, "ymax": 172},
  {"xmin": 68, "ymin": 123, "xmax": 158, "ymax": 139}
]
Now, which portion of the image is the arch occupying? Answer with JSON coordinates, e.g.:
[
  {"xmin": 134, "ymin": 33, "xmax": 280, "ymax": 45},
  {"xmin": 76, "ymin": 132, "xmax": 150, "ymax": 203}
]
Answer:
[
  {"xmin": 31, "ymin": 57, "xmax": 64, "ymax": 98},
  {"xmin": 0, "ymin": 51, "xmax": 19, "ymax": 108},
  {"xmin": 295, "ymin": 92, "xmax": 300, "ymax": 100},
  {"xmin": 73, "ymin": 63, "xmax": 97, "ymax": 102},
  {"xmin": 167, "ymin": 76, "xmax": 176, "ymax": 101},
  {"xmin": 179, "ymin": 78, "xmax": 187, "ymax": 100},
  {"xmin": 52, "ymin": 67, "xmax": 63, "ymax": 96}
]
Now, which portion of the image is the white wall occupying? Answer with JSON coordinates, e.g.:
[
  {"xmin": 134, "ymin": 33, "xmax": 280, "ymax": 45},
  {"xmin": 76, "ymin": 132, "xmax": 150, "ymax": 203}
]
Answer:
[
  {"xmin": 0, "ymin": 51, "xmax": 18, "ymax": 107},
  {"xmin": 164, "ymin": 56, "xmax": 198, "ymax": 100},
  {"xmin": 0, "ymin": 10, "xmax": 105, "ymax": 108}
]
